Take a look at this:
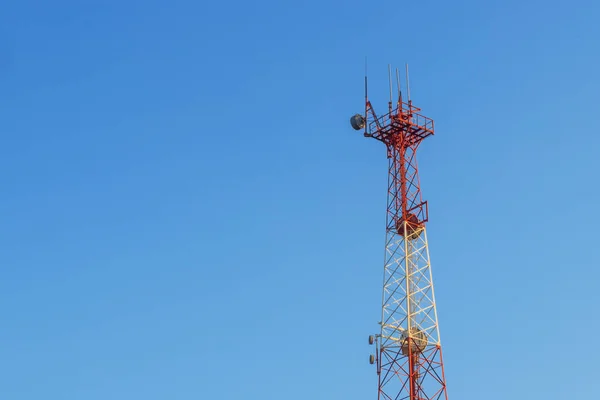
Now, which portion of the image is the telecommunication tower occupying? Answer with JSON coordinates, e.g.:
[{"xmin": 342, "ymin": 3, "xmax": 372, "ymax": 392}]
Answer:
[{"xmin": 349, "ymin": 65, "xmax": 449, "ymax": 400}]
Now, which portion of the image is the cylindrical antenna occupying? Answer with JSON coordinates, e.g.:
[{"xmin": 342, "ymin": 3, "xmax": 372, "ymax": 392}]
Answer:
[
  {"xmin": 388, "ymin": 64, "xmax": 393, "ymax": 105},
  {"xmin": 364, "ymin": 57, "xmax": 369, "ymax": 101},
  {"xmin": 364, "ymin": 57, "xmax": 369, "ymax": 135},
  {"xmin": 396, "ymin": 67, "xmax": 402, "ymax": 103},
  {"xmin": 405, "ymin": 63, "xmax": 411, "ymax": 103}
]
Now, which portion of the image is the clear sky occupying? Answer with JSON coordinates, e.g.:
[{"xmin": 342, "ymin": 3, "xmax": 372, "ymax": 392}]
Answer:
[{"xmin": 1, "ymin": 0, "xmax": 599, "ymax": 399}]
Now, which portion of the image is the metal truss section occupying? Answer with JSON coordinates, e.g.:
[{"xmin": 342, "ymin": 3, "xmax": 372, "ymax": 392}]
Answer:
[
  {"xmin": 377, "ymin": 224, "xmax": 447, "ymax": 400},
  {"xmin": 381, "ymin": 227, "xmax": 438, "ymax": 347}
]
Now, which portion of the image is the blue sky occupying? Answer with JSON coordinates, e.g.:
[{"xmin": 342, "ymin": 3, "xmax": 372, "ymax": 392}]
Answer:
[{"xmin": 1, "ymin": 0, "xmax": 599, "ymax": 398}]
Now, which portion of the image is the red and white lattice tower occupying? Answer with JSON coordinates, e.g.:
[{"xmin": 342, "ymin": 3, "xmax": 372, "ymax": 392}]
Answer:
[{"xmin": 350, "ymin": 66, "xmax": 449, "ymax": 400}]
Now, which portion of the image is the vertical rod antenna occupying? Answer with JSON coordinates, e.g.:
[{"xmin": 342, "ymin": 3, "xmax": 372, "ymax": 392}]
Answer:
[
  {"xmin": 364, "ymin": 57, "xmax": 369, "ymax": 135},
  {"xmin": 405, "ymin": 63, "xmax": 411, "ymax": 104},
  {"xmin": 396, "ymin": 67, "xmax": 402, "ymax": 109},
  {"xmin": 364, "ymin": 56, "xmax": 369, "ymax": 102},
  {"xmin": 388, "ymin": 64, "xmax": 393, "ymax": 113}
]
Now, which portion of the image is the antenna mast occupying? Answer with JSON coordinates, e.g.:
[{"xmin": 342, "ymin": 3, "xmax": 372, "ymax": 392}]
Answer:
[{"xmin": 349, "ymin": 66, "xmax": 449, "ymax": 400}]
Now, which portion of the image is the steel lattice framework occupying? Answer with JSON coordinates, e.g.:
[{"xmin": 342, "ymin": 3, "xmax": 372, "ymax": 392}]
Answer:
[{"xmin": 351, "ymin": 72, "xmax": 449, "ymax": 400}]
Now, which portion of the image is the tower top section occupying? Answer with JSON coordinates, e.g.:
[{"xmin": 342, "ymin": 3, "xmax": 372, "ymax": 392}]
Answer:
[{"xmin": 349, "ymin": 65, "xmax": 434, "ymax": 154}]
